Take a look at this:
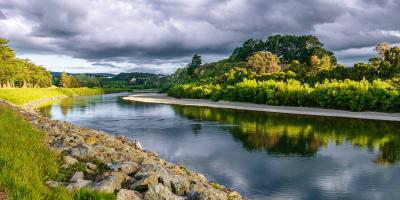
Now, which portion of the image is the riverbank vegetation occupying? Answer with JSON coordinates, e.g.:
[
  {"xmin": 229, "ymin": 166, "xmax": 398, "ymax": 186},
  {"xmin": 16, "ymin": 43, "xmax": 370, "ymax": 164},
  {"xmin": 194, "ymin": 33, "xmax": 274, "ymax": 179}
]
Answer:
[
  {"xmin": 165, "ymin": 35, "xmax": 400, "ymax": 112},
  {"xmin": 0, "ymin": 105, "xmax": 117, "ymax": 200},
  {"xmin": 0, "ymin": 105, "xmax": 69, "ymax": 199},
  {"xmin": 0, "ymin": 87, "xmax": 106, "ymax": 105}
]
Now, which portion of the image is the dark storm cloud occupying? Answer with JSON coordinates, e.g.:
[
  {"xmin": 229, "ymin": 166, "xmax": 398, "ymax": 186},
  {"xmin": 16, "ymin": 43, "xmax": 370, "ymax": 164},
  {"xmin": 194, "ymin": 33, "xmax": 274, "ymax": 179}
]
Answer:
[{"xmin": 1, "ymin": 0, "xmax": 400, "ymax": 73}]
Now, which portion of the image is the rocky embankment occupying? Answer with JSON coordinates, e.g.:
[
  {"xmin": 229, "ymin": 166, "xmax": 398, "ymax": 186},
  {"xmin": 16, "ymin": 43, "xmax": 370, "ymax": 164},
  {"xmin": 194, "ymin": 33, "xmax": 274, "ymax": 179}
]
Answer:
[{"xmin": 1, "ymin": 101, "xmax": 245, "ymax": 200}]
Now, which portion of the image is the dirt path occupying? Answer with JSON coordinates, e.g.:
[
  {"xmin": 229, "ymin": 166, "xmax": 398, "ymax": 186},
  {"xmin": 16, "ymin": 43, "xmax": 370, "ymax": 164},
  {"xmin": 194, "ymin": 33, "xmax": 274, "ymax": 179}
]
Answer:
[
  {"xmin": 0, "ymin": 188, "xmax": 7, "ymax": 200},
  {"xmin": 123, "ymin": 93, "xmax": 400, "ymax": 122}
]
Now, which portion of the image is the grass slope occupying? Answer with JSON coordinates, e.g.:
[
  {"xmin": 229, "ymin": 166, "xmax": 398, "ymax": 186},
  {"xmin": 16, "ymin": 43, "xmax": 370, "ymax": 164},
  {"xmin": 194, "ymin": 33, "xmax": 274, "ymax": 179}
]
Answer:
[
  {"xmin": 0, "ymin": 88, "xmax": 106, "ymax": 106},
  {"xmin": 0, "ymin": 105, "xmax": 117, "ymax": 200},
  {"xmin": 0, "ymin": 105, "xmax": 70, "ymax": 199}
]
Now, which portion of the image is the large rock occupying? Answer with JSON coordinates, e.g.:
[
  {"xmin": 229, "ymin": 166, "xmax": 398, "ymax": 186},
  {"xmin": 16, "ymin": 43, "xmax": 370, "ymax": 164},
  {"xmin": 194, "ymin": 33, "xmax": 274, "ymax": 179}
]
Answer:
[
  {"xmin": 144, "ymin": 183, "xmax": 184, "ymax": 200},
  {"xmin": 116, "ymin": 189, "xmax": 142, "ymax": 200},
  {"xmin": 90, "ymin": 172, "xmax": 125, "ymax": 193},
  {"xmin": 110, "ymin": 161, "xmax": 139, "ymax": 175},
  {"xmin": 131, "ymin": 173, "xmax": 159, "ymax": 192},
  {"xmin": 70, "ymin": 171, "xmax": 84, "ymax": 182},
  {"xmin": 62, "ymin": 155, "xmax": 78, "ymax": 167},
  {"xmin": 197, "ymin": 188, "xmax": 228, "ymax": 200},
  {"xmin": 158, "ymin": 175, "xmax": 189, "ymax": 196},
  {"xmin": 67, "ymin": 179, "xmax": 92, "ymax": 192}
]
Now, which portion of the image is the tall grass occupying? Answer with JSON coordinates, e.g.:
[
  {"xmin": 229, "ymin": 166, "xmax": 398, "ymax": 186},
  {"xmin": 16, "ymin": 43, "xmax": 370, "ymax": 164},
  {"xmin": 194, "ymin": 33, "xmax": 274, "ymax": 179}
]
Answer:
[
  {"xmin": 0, "ymin": 105, "xmax": 71, "ymax": 199},
  {"xmin": 0, "ymin": 105, "xmax": 117, "ymax": 200},
  {"xmin": 0, "ymin": 88, "xmax": 106, "ymax": 105}
]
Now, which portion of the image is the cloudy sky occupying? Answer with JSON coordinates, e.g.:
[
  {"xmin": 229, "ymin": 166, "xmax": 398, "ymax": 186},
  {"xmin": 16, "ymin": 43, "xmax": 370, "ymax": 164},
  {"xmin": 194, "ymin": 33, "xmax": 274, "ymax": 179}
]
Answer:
[{"xmin": 1, "ymin": 0, "xmax": 400, "ymax": 74}]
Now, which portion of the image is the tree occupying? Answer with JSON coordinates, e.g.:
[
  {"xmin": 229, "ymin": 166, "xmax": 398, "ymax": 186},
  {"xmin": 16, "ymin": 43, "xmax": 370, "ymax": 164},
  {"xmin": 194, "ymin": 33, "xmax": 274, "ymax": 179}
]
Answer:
[
  {"xmin": 0, "ymin": 38, "xmax": 52, "ymax": 88},
  {"xmin": 309, "ymin": 55, "xmax": 332, "ymax": 75},
  {"xmin": 375, "ymin": 42, "xmax": 391, "ymax": 59},
  {"xmin": 230, "ymin": 39, "xmax": 267, "ymax": 61},
  {"xmin": 187, "ymin": 54, "xmax": 202, "ymax": 75},
  {"xmin": 247, "ymin": 51, "xmax": 281, "ymax": 73},
  {"xmin": 266, "ymin": 35, "xmax": 337, "ymax": 65},
  {"xmin": 59, "ymin": 72, "xmax": 80, "ymax": 88}
]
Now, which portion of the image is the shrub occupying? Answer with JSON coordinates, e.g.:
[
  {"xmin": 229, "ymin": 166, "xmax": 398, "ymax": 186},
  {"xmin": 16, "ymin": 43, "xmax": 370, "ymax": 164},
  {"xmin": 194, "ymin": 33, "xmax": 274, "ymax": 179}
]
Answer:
[{"xmin": 168, "ymin": 79, "xmax": 400, "ymax": 112}]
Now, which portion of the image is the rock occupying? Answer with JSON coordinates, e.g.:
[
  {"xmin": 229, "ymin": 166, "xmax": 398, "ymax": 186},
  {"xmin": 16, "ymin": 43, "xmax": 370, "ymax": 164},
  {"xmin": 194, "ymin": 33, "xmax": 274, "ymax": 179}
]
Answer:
[
  {"xmin": 110, "ymin": 161, "xmax": 139, "ymax": 175},
  {"xmin": 197, "ymin": 188, "xmax": 228, "ymax": 200},
  {"xmin": 116, "ymin": 189, "xmax": 142, "ymax": 200},
  {"xmin": 131, "ymin": 173, "xmax": 159, "ymax": 192},
  {"xmin": 158, "ymin": 175, "xmax": 189, "ymax": 196},
  {"xmin": 70, "ymin": 171, "xmax": 84, "ymax": 182},
  {"xmin": 63, "ymin": 155, "xmax": 78, "ymax": 166},
  {"xmin": 144, "ymin": 183, "xmax": 184, "ymax": 200},
  {"xmin": 86, "ymin": 163, "xmax": 98, "ymax": 171},
  {"xmin": 67, "ymin": 179, "xmax": 92, "ymax": 192},
  {"xmin": 90, "ymin": 172, "xmax": 125, "ymax": 193},
  {"xmin": 85, "ymin": 136, "xmax": 97, "ymax": 145},
  {"xmin": 45, "ymin": 180, "xmax": 64, "ymax": 188}
]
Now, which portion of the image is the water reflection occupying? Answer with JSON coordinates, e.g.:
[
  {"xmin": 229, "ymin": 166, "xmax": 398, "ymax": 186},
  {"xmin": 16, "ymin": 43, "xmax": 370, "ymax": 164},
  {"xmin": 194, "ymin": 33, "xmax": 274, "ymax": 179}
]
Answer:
[
  {"xmin": 38, "ymin": 94, "xmax": 400, "ymax": 199},
  {"xmin": 171, "ymin": 105, "xmax": 400, "ymax": 165}
]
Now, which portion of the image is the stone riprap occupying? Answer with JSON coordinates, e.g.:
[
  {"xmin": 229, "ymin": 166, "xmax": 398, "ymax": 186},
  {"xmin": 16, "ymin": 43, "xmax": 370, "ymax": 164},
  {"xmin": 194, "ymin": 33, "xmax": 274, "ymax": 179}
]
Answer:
[{"xmin": 0, "ymin": 101, "xmax": 245, "ymax": 200}]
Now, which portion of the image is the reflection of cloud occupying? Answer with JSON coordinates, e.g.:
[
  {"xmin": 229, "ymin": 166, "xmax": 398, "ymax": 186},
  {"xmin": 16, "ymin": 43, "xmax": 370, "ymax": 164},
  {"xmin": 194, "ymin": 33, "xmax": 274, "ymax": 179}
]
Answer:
[
  {"xmin": 44, "ymin": 98, "xmax": 400, "ymax": 200},
  {"xmin": 315, "ymin": 170, "xmax": 353, "ymax": 193}
]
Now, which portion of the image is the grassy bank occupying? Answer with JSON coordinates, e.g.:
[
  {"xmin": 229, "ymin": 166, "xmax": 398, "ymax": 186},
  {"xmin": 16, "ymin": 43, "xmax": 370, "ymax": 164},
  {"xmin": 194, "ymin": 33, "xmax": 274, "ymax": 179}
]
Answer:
[
  {"xmin": 0, "ymin": 87, "xmax": 130, "ymax": 106},
  {"xmin": 0, "ymin": 105, "xmax": 70, "ymax": 199},
  {"xmin": 0, "ymin": 105, "xmax": 117, "ymax": 200}
]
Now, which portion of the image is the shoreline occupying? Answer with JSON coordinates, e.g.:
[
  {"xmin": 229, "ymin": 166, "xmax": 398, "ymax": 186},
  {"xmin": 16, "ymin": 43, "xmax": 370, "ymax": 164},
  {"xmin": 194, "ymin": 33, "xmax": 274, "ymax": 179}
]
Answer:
[
  {"xmin": 123, "ymin": 93, "xmax": 400, "ymax": 122},
  {"xmin": 0, "ymin": 95, "xmax": 244, "ymax": 199}
]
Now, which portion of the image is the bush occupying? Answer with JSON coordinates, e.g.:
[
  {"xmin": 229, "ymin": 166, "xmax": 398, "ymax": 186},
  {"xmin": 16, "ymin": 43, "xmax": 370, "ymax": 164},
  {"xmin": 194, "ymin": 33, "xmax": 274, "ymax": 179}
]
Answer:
[{"xmin": 168, "ymin": 79, "xmax": 400, "ymax": 112}]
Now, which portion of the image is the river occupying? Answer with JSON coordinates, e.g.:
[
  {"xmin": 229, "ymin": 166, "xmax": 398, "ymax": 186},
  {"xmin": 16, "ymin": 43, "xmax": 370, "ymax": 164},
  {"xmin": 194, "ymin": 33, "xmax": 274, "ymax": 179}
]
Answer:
[{"xmin": 39, "ymin": 93, "xmax": 400, "ymax": 200}]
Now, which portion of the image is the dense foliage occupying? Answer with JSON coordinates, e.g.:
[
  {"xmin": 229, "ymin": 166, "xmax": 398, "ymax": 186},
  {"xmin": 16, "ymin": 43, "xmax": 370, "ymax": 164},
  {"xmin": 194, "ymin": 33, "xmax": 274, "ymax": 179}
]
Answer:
[
  {"xmin": 0, "ymin": 38, "xmax": 52, "ymax": 88},
  {"xmin": 168, "ymin": 79, "xmax": 400, "ymax": 112},
  {"xmin": 166, "ymin": 35, "xmax": 400, "ymax": 112}
]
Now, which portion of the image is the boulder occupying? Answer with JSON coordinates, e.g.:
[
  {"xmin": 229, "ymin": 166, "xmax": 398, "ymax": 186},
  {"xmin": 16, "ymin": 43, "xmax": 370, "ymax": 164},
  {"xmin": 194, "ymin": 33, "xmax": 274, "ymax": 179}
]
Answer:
[
  {"xmin": 197, "ymin": 188, "xmax": 228, "ymax": 200},
  {"xmin": 90, "ymin": 172, "xmax": 125, "ymax": 193},
  {"xmin": 62, "ymin": 155, "xmax": 78, "ymax": 167},
  {"xmin": 143, "ymin": 183, "xmax": 184, "ymax": 200},
  {"xmin": 67, "ymin": 179, "xmax": 92, "ymax": 192},
  {"xmin": 131, "ymin": 173, "xmax": 159, "ymax": 192},
  {"xmin": 70, "ymin": 171, "xmax": 84, "ymax": 182},
  {"xmin": 110, "ymin": 161, "xmax": 139, "ymax": 175},
  {"xmin": 45, "ymin": 180, "xmax": 64, "ymax": 188},
  {"xmin": 158, "ymin": 175, "xmax": 189, "ymax": 196},
  {"xmin": 116, "ymin": 189, "xmax": 142, "ymax": 200},
  {"xmin": 85, "ymin": 136, "xmax": 97, "ymax": 145}
]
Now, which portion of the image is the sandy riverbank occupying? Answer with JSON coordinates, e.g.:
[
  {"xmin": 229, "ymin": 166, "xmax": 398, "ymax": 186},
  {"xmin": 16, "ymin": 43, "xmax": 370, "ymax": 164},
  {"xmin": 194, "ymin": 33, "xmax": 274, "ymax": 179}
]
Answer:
[{"xmin": 123, "ymin": 93, "xmax": 400, "ymax": 122}]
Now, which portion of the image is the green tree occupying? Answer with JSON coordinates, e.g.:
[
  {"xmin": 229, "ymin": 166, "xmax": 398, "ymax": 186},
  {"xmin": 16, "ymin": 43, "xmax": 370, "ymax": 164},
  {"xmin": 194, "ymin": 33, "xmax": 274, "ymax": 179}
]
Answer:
[
  {"xmin": 187, "ymin": 54, "xmax": 202, "ymax": 75},
  {"xmin": 230, "ymin": 39, "xmax": 267, "ymax": 61},
  {"xmin": 266, "ymin": 35, "xmax": 337, "ymax": 65}
]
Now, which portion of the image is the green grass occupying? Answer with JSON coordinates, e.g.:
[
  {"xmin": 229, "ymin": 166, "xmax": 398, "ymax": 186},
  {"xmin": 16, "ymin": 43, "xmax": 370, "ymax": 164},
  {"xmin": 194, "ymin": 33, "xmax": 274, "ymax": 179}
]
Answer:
[
  {"xmin": 0, "ymin": 105, "xmax": 70, "ymax": 199},
  {"xmin": 74, "ymin": 189, "xmax": 116, "ymax": 200},
  {"xmin": 0, "ymin": 87, "xmax": 106, "ymax": 106},
  {"xmin": 0, "ymin": 105, "xmax": 117, "ymax": 200}
]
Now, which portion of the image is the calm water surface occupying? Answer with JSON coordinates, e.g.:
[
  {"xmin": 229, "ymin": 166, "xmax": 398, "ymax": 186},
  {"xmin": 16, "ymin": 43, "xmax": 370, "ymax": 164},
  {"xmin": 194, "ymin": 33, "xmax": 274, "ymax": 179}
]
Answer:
[{"xmin": 39, "ymin": 93, "xmax": 400, "ymax": 200}]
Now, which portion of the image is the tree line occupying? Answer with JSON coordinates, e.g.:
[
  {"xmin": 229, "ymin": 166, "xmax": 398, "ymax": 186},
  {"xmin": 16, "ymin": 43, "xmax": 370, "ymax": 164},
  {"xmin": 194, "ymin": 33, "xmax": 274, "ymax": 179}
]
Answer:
[
  {"xmin": 0, "ymin": 38, "xmax": 52, "ymax": 88},
  {"xmin": 166, "ymin": 34, "xmax": 400, "ymax": 112}
]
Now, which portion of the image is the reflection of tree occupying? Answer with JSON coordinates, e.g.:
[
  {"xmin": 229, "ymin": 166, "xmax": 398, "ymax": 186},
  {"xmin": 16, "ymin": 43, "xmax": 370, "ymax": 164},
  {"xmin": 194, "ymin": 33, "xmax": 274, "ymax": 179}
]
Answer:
[
  {"xmin": 191, "ymin": 123, "xmax": 202, "ymax": 135},
  {"xmin": 172, "ymin": 105, "xmax": 400, "ymax": 164},
  {"xmin": 375, "ymin": 140, "xmax": 400, "ymax": 165}
]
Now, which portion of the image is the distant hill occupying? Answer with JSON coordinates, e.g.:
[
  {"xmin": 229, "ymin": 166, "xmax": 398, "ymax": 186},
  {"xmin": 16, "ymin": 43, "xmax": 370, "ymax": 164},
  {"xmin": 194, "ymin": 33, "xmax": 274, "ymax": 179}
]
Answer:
[
  {"xmin": 51, "ymin": 72, "xmax": 115, "ymax": 78},
  {"xmin": 112, "ymin": 72, "xmax": 165, "ymax": 81}
]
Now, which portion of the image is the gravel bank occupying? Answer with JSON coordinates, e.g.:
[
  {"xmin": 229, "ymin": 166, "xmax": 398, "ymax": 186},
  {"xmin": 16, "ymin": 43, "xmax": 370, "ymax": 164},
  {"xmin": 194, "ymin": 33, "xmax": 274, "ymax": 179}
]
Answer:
[{"xmin": 123, "ymin": 93, "xmax": 400, "ymax": 122}]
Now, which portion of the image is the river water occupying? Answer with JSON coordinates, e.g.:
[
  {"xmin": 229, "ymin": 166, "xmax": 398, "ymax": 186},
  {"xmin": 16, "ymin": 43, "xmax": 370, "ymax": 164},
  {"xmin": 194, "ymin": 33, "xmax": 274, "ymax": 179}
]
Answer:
[{"xmin": 39, "ymin": 93, "xmax": 400, "ymax": 200}]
